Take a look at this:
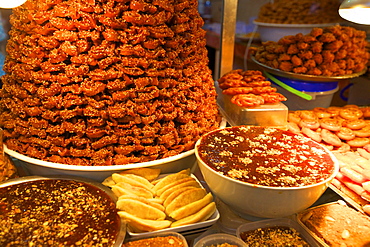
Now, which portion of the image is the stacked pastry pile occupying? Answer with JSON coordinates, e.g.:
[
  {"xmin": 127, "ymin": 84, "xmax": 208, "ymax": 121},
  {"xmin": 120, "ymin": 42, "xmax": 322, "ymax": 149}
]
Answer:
[
  {"xmin": 0, "ymin": 0, "xmax": 220, "ymax": 166},
  {"xmin": 256, "ymin": 0, "xmax": 342, "ymax": 24},
  {"xmin": 218, "ymin": 69, "xmax": 287, "ymax": 108},
  {"xmin": 287, "ymin": 105, "xmax": 370, "ymax": 215},
  {"xmin": 253, "ymin": 25, "xmax": 369, "ymax": 76},
  {"xmin": 103, "ymin": 168, "xmax": 216, "ymax": 232}
]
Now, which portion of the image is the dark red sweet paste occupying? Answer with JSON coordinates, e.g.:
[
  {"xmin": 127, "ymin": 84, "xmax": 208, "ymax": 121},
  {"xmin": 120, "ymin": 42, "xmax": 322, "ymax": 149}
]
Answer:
[
  {"xmin": 0, "ymin": 179, "xmax": 120, "ymax": 246},
  {"xmin": 197, "ymin": 126, "xmax": 335, "ymax": 187}
]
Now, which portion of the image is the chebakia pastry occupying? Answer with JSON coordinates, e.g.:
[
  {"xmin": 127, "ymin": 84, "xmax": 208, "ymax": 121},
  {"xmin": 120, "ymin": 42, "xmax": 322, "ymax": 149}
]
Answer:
[
  {"xmin": 256, "ymin": 0, "xmax": 342, "ymax": 24},
  {"xmin": 0, "ymin": 0, "xmax": 221, "ymax": 166},
  {"xmin": 253, "ymin": 25, "xmax": 369, "ymax": 77}
]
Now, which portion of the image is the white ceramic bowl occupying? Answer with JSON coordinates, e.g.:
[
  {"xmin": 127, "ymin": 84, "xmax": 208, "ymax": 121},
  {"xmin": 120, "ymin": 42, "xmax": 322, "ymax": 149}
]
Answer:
[
  {"xmin": 6, "ymin": 119, "xmax": 227, "ymax": 182},
  {"xmin": 254, "ymin": 21, "xmax": 339, "ymax": 42},
  {"xmin": 195, "ymin": 126, "xmax": 339, "ymax": 219},
  {"xmin": 6, "ymin": 145, "xmax": 196, "ymax": 182}
]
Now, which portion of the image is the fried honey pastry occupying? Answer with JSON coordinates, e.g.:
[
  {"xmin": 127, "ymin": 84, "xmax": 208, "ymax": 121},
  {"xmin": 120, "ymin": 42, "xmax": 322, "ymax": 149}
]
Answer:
[
  {"xmin": 256, "ymin": 0, "xmax": 342, "ymax": 24},
  {"xmin": 218, "ymin": 69, "xmax": 286, "ymax": 108},
  {"xmin": 230, "ymin": 94, "xmax": 265, "ymax": 108},
  {"xmin": 254, "ymin": 25, "xmax": 369, "ymax": 77},
  {"xmin": 0, "ymin": 0, "xmax": 222, "ymax": 166}
]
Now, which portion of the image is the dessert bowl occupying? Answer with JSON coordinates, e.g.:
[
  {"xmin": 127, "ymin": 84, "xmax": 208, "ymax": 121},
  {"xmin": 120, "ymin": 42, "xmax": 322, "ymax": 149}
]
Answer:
[
  {"xmin": 195, "ymin": 126, "xmax": 339, "ymax": 219},
  {"xmin": 0, "ymin": 175, "xmax": 126, "ymax": 246}
]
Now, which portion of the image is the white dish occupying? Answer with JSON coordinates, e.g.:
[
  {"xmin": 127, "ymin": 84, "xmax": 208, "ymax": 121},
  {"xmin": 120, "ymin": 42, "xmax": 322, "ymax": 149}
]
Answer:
[
  {"xmin": 254, "ymin": 21, "xmax": 339, "ymax": 42},
  {"xmin": 126, "ymin": 173, "xmax": 219, "ymax": 238},
  {"xmin": 251, "ymin": 56, "xmax": 367, "ymax": 82},
  {"xmin": 6, "ymin": 145, "xmax": 197, "ymax": 182},
  {"xmin": 195, "ymin": 126, "xmax": 340, "ymax": 219},
  {"xmin": 127, "ymin": 209, "xmax": 220, "ymax": 238},
  {"xmin": 5, "ymin": 119, "xmax": 227, "ymax": 182}
]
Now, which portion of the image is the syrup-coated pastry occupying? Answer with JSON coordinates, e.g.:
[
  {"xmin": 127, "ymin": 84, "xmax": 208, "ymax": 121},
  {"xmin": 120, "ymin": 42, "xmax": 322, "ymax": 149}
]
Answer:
[{"xmin": 0, "ymin": 0, "xmax": 221, "ymax": 166}]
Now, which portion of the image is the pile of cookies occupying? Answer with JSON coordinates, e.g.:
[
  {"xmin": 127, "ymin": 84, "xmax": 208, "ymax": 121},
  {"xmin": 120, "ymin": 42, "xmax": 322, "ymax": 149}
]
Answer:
[
  {"xmin": 218, "ymin": 69, "xmax": 286, "ymax": 108},
  {"xmin": 287, "ymin": 105, "xmax": 370, "ymax": 152},
  {"xmin": 256, "ymin": 0, "xmax": 342, "ymax": 24},
  {"xmin": 252, "ymin": 25, "xmax": 369, "ymax": 77},
  {"xmin": 102, "ymin": 168, "xmax": 216, "ymax": 232},
  {"xmin": 287, "ymin": 105, "xmax": 370, "ymax": 215}
]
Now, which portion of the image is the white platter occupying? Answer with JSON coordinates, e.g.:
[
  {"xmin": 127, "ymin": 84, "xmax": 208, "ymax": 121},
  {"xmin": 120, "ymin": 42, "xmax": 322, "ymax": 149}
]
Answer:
[
  {"xmin": 127, "ymin": 209, "xmax": 219, "ymax": 239},
  {"xmin": 5, "ymin": 119, "xmax": 227, "ymax": 182},
  {"xmin": 5, "ymin": 146, "xmax": 197, "ymax": 182},
  {"xmin": 126, "ymin": 173, "xmax": 220, "ymax": 239},
  {"xmin": 254, "ymin": 21, "xmax": 339, "ymax": 42}
]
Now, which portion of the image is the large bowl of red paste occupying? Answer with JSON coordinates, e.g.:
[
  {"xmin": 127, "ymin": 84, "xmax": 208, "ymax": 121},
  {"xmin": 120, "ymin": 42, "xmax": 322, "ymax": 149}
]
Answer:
[{"xmin": 195, "ymin": 126, "xmax": 339, "ymax": 219}]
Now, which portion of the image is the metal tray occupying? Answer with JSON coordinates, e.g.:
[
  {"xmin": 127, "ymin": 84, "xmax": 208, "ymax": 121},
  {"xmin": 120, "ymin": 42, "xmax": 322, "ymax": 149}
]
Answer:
[{"xmin": 251, "ymin": 56, "xmax": 366, "ymax": 82}]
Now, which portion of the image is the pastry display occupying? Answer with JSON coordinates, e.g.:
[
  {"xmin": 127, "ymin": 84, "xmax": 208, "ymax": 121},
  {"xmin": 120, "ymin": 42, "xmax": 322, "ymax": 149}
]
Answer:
[
  {"xmin": 256, "ymin": 0, "xmax": 342, "ymax": 24},
  {"xmin": 218, "ymin": 69, "xmax": 287, "ymax": 108},
  {"xmin": 287, "ymin": 106, "xmax": 370, "ymax": 151},
  {"xmin": 0, "ymin": 177, "xmax": 123, "ymax": 246},
  {"xmin": 286, "ymin": 105, "xmax": 370, "ymax": 215},
  {"xmin": 0, "ymin": 154, "xmax": 18, "ymax": 182},
  {"xmin": 298, "ymin": 202, "xmax": 370, "ymax": 247},
  {"xmin": 331, "ymin": 150, "xmax": 370, "ymax": 216},
  {"xmin": 252, "ymin": 25, "xmax": 369, "ymax": 77},
  {"xmin": 0, "ymin": 0, "xmax": 369, "ymax": 245},
  {"xmin": 0, "ymin": 0, "xmax": 221, "ymax": 166},
  {"xmin": 102, "ymin": 168, "xmax": 216, "ymax": 232},
  {"xmin": 236, "ymin": 218, "xmax": 320, "ymax": 247}
]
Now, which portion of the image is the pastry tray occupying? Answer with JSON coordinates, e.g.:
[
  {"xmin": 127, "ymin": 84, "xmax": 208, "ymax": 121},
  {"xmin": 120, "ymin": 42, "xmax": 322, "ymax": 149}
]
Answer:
[
  {"xmin": 126, "ymin": 173, "xmax": 220, "ymax": 239},
  {"xmin": 296, "ymin": 200, "xmax": 370, "ymax": 247},
  {"xmin": 329, "ymin": 184, "xmax": 368, "ymax": 214},
  {"xmin": 215, "ymin": 81, "xmax": 288, "ymax": 128},
  {"xmin": 251, "ymin": 56, "xmax": 366, "ymax": 82}
]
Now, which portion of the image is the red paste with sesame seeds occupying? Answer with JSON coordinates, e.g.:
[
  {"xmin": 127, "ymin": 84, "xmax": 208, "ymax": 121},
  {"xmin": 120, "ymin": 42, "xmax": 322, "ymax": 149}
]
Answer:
[
  {"xmin": 197, "ymin": 126, "xmax": 335, "ymax": 187},
  {"xmin": 0, "ymin": 179, "xmax": 120, "ymax": 246}
]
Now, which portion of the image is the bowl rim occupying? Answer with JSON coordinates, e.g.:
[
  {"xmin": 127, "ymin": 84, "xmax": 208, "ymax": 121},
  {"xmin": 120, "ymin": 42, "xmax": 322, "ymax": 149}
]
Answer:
[
  {"xmin": 4, "ymin": 145, "xmax": 195, "ymax": 171},
  {"xmin": 195, "ymin": 126, "xmax": 340, "ymax": 190},
  {"xmin": 253, "ymin": 21, "xmax": 340, "ymax": 28},
  {"xmin": 0, "ymin": 175, "xmax": 126, "ymax": 246},
  {"xmin": 4, "ymin": 119, "xmax": 227, "ymax": 171}
]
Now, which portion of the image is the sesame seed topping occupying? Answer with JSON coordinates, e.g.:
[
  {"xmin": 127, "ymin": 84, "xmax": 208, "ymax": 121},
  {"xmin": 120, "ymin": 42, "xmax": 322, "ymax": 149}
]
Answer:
[{"xmin": 198, "ymin": 126, "xmax": 335, "ymax": 187}]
